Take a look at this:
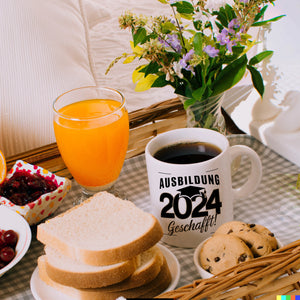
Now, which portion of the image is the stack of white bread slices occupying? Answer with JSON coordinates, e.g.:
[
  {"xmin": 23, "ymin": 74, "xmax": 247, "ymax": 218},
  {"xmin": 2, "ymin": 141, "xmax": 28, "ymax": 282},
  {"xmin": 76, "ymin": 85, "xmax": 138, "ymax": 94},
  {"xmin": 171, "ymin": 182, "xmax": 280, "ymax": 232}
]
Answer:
[{"xmin": 36, "ymin": 191, "xmax": 172, "ymax": 299}]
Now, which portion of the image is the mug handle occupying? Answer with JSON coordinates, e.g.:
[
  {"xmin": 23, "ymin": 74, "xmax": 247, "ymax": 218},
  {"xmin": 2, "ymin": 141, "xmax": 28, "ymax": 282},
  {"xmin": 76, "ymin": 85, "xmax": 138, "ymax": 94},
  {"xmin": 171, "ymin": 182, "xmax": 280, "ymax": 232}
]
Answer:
[{"xmin": 229, "ymin": 145, "xmax": 262, "ymax": 199}]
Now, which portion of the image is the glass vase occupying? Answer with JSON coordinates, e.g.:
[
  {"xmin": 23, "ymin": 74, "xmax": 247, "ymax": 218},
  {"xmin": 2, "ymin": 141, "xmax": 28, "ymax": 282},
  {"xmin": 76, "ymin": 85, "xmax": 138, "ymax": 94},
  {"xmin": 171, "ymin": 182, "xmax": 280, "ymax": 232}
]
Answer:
[{"xmin": 179, "ymin": 93, "xmax": 226, "ymax": 134}]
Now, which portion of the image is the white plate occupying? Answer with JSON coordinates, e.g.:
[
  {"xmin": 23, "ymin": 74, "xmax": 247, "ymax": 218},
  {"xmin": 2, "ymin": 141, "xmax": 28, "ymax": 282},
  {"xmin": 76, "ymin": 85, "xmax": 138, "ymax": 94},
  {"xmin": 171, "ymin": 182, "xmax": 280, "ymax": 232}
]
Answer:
[
  {"xmin": 0, "ymin": 205, "xmax": 32, "ymax": 277},
  {"xmin": 30, "ymin": 244, "xmax": 180, "ymax": 300}
]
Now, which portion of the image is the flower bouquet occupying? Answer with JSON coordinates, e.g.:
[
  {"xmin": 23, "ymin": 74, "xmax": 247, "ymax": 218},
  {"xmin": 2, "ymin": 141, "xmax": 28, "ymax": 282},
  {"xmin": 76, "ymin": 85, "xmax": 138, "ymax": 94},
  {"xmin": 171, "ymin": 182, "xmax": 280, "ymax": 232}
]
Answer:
[{"xmin": 107, "ymin": 0, "xmax": 284, "ymax": 131}]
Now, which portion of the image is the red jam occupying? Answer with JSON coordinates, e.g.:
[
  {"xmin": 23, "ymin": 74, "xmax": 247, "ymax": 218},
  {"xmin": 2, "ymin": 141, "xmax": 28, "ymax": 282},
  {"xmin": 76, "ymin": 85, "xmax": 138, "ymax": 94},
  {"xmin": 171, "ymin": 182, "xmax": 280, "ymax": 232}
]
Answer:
[
  {"xmin": 0, "ymin": 170, "xmax": 58, "ymax": 206},
  {"xmin": 0, "ymin": 229, "xmax": 18, "ymax": 269}
]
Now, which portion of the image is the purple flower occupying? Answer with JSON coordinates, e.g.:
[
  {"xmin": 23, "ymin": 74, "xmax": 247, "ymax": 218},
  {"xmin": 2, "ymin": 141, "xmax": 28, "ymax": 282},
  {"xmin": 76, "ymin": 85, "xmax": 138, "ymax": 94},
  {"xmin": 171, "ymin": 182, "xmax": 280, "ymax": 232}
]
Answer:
[
  {"xmin": 159, "ymin": 34, "xmax": 182, "ymax": 53},
  {"xmin": 228, "ymin": 18, "xmax": 240, "ymax": 29},
  {"xmin": 179, "ymin": 49, "xmax": 195, "ymax": 72},
  {"xmin": 226, "ymin": 41, "xmax": 234, "ymax": 53},
  {"xmin": 203, "ymin": 45, "xmax": 219, "ymax": 57},
  {"xmin": 217, "ymin": 29, "xmax": 230, "ymax": 45},
  {"xmin": 217, "ymin": 24, "xmax": 240, "ymax": 53}
]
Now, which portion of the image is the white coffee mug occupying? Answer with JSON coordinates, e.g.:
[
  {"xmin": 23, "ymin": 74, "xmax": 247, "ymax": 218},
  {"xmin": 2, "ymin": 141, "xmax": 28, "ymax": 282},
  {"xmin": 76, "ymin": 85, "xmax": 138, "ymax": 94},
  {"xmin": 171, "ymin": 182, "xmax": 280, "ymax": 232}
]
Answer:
[{"xmin": 145, "ymin": 128, "xmax": 262, "ymax": 248}]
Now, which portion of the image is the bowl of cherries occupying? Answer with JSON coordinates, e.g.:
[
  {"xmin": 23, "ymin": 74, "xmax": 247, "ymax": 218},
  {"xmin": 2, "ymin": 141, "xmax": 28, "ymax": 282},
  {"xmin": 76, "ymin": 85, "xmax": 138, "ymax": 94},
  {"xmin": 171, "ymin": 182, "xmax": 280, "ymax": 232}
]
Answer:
[
  {"xmin": 0, "ymin": 160, "xmax": 71, "ymax": 225},
  {"xmin": 0, "ymin": 205, "xmax": 31, "ymax": 277}
]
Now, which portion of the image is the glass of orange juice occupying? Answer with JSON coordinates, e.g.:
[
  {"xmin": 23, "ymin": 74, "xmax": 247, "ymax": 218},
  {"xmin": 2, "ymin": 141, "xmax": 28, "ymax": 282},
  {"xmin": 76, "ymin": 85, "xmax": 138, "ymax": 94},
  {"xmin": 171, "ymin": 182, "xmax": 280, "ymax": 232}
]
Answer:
[{"xmin": 53, "ymin": 86, "xmax": 129, "ymax": 198}]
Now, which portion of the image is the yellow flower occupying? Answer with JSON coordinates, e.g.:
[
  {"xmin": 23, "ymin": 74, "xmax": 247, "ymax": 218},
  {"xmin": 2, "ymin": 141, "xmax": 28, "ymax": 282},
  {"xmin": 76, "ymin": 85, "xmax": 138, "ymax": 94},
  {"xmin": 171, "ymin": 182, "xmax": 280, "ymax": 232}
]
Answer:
[
  {"xmin": 130, "ymin": 41, "xmax": 144, "ymax": 56},
  {"xmin": 132, "ymin": 68, "xmax": 158, "ymax": 92}
]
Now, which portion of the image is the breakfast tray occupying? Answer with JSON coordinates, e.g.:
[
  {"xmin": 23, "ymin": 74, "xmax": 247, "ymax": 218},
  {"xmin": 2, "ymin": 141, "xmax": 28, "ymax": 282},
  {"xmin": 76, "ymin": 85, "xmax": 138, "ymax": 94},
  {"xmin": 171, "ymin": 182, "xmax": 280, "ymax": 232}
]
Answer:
[
  {"xmin": 2, "ymin": 134, "xmax": 300, "ymax": 300},
  {"xmin": 1, "ymin": 98, "xmax": 300, "ymax": 299}
]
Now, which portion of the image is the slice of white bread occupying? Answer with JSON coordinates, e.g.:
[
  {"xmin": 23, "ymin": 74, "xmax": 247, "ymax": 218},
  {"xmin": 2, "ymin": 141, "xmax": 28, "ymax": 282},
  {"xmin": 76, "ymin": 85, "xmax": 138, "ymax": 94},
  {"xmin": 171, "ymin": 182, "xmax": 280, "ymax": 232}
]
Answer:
[
  {"xmin": 99, "ymin": 245, "xmax": 164, "ymax": 291},
  {"xmin": 37, "ymin": 192, "xmax": 163, "ymax": 266},
  {"xmin": 38, "ymin": 256, "xmax": 172, "ymax": 300},
  {"xmin": 42, "ymin": 245, "xmax": 164, "ymax": 289}
]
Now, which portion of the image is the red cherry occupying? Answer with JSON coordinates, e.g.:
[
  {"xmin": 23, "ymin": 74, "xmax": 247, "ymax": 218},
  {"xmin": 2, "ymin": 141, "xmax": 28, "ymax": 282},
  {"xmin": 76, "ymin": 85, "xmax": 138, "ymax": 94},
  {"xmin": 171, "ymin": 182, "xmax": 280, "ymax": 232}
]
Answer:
[
  {"xmin": 0, "ymin": 238, "xmax": 6, "ymax": 249},
  {"xmin": 2, "ymin": 230, "xmax": 18, "ymax": 247},
  {"xmin": 0, "ymin": 170, "xmax": 58, "ymax": 205},
  {"xmin": 0, "ymin": 246, "xmax": 15, "ymax": 263}
]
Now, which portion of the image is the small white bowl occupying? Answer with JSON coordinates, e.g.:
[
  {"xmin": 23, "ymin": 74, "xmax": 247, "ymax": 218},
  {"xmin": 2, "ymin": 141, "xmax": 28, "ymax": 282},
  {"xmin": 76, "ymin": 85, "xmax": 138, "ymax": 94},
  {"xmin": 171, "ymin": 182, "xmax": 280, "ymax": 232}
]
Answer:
[
  {"xmin": 0, "ymin": 160, "xmax": 71, "ymax": 225},
  {"xmin": 0, "ymin": 205, "xmax": 32, "ymax": 277},
  {"xmin": 193, "ymin": 238, "xmax": 213, "ymax": 279},
  {"xmin": 194, "ymin": 236, "xmax": 284, "ymax": 279}
]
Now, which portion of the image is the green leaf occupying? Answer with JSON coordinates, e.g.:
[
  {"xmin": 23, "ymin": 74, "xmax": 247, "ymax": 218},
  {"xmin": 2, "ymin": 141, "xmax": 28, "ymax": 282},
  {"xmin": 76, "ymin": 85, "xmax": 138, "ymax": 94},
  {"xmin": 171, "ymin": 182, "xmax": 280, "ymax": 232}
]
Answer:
[
  {"xmin": 161, "ymin": 21, "xmax": 177, "ymax": 34},
  {"xmin": 247, "ymin": 65, "xmax": 264, "ymax": 97},
  {"xmin": 151, "ymin": 75, "xmax": 169, "ymax": 88},
  {"xmin": 224, "ymin": 4, "xmax": 236, "ymax": 20},
  {"xmin": 178, "ymin": 13, "xmax": 193, "ymax": 20},
  {"xmin": 139, "ymin": 62, "xmax": 160, "ymax": 77},
  {"xmin": 193, "ymin": 32, "xmax": 203, "ymax": 56},
  {"xmin": 182, "ymin": 97, "xmax": 197, "ymax": 109},
  {"xmin": 133, "ymin": 27, "xmax": 147, "ymax": 47},
  {"xmin": 214, "ymin": 20, "xmax": 224, "ymax": 31},
  {"xmin": 249, "ymin": 50, "xmax": 273, "ymax": 65},
  {"xmin": 214, "ymin": 8, "xmax": 228, "ymax": 28},
  {"xmin": 157, "ymin": 0, "xmax": 168, "ymax": 4},
  {"xmin": 211, "ymin": 54, "xmax": 247, "ymax": 96},
  {"xmin": 171, "ymin": 1, "xmax": 194, "ymax": 14},
  {"xmin": 192, "ymin": 86, "xmax": 205, "ymax": 101},
  {"xmin": 254, "ymin": 5, "xmax": 268, "ymax": 21},
  {"xmin": 252, "ymin": 15, "xmax": 285, "ymax": 27}
]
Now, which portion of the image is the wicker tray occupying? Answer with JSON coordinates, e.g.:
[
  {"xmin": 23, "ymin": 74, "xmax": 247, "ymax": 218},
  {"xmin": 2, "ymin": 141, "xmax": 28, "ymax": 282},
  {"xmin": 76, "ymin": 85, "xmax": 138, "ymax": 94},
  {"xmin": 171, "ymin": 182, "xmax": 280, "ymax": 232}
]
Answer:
[
  {"xmin": 158, "ymin": 240, "xmax": 300, "ymax": 300},
  {"xmin": 4, "ymin": 98, "xmax": 300, "ymax": 299}
]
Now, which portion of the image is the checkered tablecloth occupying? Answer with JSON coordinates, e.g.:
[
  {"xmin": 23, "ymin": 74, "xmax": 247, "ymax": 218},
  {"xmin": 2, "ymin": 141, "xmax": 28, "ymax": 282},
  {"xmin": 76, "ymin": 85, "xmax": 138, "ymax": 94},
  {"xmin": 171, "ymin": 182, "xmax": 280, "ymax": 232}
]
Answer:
[{"xmin": 1, "ymin": 135, "xmax": 300, "ymax": 300}]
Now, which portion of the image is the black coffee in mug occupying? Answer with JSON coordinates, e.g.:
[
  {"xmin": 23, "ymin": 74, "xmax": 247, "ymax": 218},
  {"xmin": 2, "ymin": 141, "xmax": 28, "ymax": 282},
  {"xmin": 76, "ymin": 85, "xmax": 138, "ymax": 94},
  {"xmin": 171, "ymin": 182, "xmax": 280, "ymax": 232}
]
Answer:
[{"xmin": 153, "ymin": 141, "xmax": 222, "ymax": 164}]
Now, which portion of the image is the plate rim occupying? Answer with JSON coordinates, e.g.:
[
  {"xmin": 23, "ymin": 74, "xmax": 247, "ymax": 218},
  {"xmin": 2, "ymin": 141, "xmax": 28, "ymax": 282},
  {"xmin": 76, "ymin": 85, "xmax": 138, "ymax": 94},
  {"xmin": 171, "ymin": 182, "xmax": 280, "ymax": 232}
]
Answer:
[
  {"xmin": 30, "ymin": 243, "xmax": 180, "ymax": 299},
  {"xmin": 0, "ymin": 205, "xmax": 32, "ymax": 277}
]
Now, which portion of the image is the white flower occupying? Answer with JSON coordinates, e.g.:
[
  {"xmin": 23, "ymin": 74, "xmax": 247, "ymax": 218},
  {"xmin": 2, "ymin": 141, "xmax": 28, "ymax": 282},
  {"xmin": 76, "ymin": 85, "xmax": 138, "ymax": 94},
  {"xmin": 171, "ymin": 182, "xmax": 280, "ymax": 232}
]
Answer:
[
  {"xmin": 172, "ymin": 62, "xmax": 184, "ymax": 79},
  {"xmin": 193, "ymin": 11, "xmax": 203, "ymax": 22},
  {"xmin": 193, "ymin": 11, "xmax": 219, "ymax": 36},
  {"xmin": 205, "ymin": 0, "xmax": 234, "ymax": 11}
]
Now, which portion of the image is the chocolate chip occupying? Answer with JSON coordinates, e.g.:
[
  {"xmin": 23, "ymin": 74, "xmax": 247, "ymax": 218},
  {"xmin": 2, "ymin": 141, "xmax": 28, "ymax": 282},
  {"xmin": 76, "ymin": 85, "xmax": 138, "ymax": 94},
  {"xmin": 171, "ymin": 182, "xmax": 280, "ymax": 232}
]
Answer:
[
  {"xmin": 249, "ymin": 223, "xmax": 256, "ymax": 228},
  {"xmin": 246, "ymin": 242, "xmax": 252, "ymax": 249},
  {"xmin": 206, "ymin": 258, "xmax": 210, "ymax": 262},
  {"xmin": 214, "ymin": 256, "xmax": 220, "ymax": 262},
  {"xmin": 269, "ymin": 233, "xmax": 275, "ymax": 237},
  {"xmin": 206, "ymin": 266, "xmax": 212, "ymax": 273},
  {"xmin": 227, "ymin": 229, "xmax": 233, "ymax": 234},
  {"xmin": 238, "ymin": 254, "xmax": 248, "ymax": 262},
  {"xmin": 257, "ymin": 246, "xmax": 263, "ymax": 249}
]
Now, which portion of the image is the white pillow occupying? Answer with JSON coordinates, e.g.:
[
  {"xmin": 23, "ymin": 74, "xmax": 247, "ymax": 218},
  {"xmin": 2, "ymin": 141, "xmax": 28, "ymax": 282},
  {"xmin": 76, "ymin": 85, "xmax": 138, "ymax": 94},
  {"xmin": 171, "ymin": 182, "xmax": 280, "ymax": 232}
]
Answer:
[
  {"xmin": 0, "ymin": 0, "xmax": 100, "ymax": 157},
  {"xmin": 0, "ymin": 0, "xmax": 175, "ymax": 157}
]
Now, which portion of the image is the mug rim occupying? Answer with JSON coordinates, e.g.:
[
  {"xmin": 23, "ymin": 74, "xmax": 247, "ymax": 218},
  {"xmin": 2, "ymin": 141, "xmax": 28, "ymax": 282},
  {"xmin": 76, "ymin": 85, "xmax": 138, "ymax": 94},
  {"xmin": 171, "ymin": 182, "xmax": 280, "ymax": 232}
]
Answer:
[{"xmin": 145, "ymin": 128, "xmax": 229, "ymax": 165}]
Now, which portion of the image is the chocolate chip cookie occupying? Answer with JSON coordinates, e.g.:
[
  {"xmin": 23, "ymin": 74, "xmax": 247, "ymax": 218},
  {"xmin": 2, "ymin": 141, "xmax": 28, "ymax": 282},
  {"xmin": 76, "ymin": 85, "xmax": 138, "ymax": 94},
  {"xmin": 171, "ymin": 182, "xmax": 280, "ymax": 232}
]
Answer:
[
  {"xmin": 228, "ymin": 229, "xmax": 273, "ymax": 257},
  {"xmin": 214, "ymin": 221, "xmax": 250, "ymax": 235},
  {"xmin": 200, "ymin": 234, "xmax": 253, "ymax": 275},
  {"xmin": 248, "ymin": 223, "xmax": 278, "ymax": 251}
]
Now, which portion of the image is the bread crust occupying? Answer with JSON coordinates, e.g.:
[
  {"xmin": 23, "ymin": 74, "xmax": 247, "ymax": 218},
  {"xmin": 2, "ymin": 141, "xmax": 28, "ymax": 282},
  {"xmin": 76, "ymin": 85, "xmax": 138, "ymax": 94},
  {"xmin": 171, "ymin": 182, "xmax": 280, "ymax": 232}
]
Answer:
[
  {"xmin": 42, "ymin": 245, "xmax": 164, "ymax": 289},
  {"xmin": 43, "ymin": 254, "xmax": 138, "ymax": 288},
  {"xmin": 37, "ymin": 192, "xmax": 163, "ymax": 265},
  {"xmin": 38, "ymin": 255, "xmax": 171, "ymax": 300},
  {"xmin": 99, "ymin": 245, "xmax": 164, "ymax": 291}
]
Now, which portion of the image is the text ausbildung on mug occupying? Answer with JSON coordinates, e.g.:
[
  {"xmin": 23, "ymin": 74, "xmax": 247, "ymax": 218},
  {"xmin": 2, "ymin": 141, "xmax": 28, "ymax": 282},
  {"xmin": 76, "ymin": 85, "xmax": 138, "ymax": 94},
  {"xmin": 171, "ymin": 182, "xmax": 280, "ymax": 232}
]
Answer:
[{"xmin": 145, "ymin": 128, "xmax": 262, "ymax": 248}]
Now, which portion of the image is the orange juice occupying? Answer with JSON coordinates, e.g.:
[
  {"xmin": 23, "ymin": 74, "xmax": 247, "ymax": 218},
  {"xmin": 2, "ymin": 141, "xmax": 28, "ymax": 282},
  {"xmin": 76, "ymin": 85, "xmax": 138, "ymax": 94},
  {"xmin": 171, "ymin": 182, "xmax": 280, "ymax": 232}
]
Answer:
[{"xmin": 53, "ymin": 99, "xmax": 129, "ymax": 189}]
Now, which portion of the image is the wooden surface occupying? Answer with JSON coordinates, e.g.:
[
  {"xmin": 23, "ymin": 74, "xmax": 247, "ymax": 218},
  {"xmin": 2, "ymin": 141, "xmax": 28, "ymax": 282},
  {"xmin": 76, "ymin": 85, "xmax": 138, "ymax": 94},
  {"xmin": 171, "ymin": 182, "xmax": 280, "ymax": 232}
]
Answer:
[{"xmin": 5, "ymin": 98, "xmax": 244, "ymax": 179}]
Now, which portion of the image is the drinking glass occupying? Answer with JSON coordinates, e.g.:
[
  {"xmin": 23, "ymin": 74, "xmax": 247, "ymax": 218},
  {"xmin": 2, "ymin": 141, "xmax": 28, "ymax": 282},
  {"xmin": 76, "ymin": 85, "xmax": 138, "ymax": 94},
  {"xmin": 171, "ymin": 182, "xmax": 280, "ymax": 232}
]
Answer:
[{"xmin": 53, "ymin": 86, "xmax": 129, "ymax": 202}]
